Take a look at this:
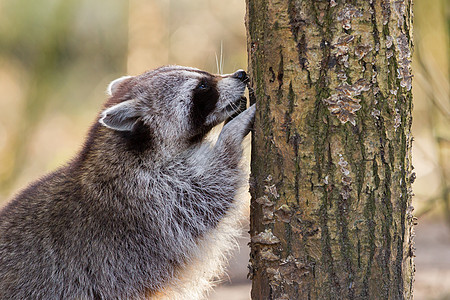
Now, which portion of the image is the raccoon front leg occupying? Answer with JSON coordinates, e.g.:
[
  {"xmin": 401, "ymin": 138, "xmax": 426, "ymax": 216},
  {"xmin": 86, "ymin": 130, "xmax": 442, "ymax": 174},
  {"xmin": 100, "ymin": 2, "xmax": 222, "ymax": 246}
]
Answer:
[
  {"xmin": 215, "ymin": 104, "xmax": 256, "ymax": 166},
  {"xmin": 219, "ymin": 104, "xmax": 256, "ymax": 142},
  {"xmin": 162, "ymin": 105, "xmax": 255, "ymax": 234}
]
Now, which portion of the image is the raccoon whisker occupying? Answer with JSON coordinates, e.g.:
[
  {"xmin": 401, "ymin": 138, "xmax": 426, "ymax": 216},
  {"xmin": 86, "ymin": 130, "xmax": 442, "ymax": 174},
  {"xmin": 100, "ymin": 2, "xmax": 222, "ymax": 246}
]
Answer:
[
  {"xmin": 227, "ymin": 97, "xmax": 242, "ymax": 112},
  {"xmin": 222, "ymin": 100, "xmax": 239, "ymax": 119},
  {"xmin": 222, "ymin": 95, "xmax": 246, "ymax": 122},
  {"xmin": 215, "ymin": 52, "xmax": 220, "ymax": 75},
  {"xmin": 220, "ymin": 41, "xmax": 224, "ymax": 75},
  {"xmin": 224, "ymin": 109, "xmax": 234, "ymax": 119}
]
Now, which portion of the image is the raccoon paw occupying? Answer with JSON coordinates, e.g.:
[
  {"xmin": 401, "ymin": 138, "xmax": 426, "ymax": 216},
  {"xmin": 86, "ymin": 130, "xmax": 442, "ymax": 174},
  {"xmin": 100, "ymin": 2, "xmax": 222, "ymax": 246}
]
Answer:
[{"xmin": 218, "ymin": 104, "xmax": 256, "ymax": 145}]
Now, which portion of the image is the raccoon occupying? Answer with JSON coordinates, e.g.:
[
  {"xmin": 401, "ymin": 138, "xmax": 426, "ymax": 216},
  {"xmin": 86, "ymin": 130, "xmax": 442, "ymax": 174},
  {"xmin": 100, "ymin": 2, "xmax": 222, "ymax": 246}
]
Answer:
[{"xmin": 0, "ymin": 65, "xmax": 256, "ymax": 299}]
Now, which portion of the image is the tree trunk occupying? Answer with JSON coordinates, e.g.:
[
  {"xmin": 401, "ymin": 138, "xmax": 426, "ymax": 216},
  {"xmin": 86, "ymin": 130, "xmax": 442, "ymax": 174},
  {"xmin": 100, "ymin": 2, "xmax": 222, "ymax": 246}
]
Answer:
[{"xmin": 246, "ymin": 0, "xmax": 415, "ymax": 299}]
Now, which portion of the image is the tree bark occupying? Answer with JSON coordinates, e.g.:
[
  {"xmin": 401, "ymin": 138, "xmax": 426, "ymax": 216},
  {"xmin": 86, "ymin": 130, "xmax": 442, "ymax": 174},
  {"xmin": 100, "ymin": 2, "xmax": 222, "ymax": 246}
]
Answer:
[{"xmin": 246, "ymin": 0, "xmax": 415, "ymax": 299}]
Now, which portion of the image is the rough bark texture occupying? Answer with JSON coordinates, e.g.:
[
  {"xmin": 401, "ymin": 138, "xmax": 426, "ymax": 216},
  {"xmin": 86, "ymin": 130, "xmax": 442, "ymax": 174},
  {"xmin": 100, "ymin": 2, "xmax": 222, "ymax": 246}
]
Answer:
[{"xmin": 246, "ymin": 0, "xmax": 415, "ymax": 299}]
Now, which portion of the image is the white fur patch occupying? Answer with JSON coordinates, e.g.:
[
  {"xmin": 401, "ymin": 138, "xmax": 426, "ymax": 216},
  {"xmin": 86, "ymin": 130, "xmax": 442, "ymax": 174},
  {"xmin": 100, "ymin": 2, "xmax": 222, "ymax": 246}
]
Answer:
[
  {"xmin": 107, "ymin": 75, "xmax": 133, "ymax": 96},
  {"xmin": 154, "ymin": 164, "xmax": 250, "ymax": 300}
]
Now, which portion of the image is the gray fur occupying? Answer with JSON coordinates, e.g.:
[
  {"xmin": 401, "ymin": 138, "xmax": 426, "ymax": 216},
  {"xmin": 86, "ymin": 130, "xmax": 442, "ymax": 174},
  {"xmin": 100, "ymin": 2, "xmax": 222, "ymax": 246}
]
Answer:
[{"xmin": 0, "ymin": 66, "xmax": 255, "ymax": 299}]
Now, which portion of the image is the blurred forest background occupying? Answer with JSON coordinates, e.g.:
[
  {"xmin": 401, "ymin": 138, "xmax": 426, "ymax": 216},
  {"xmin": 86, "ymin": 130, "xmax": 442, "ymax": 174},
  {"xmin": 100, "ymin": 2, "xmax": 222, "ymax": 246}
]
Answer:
[{"xmin": 0, "ymin": 0, "xmax": 448, "ymax": 299}]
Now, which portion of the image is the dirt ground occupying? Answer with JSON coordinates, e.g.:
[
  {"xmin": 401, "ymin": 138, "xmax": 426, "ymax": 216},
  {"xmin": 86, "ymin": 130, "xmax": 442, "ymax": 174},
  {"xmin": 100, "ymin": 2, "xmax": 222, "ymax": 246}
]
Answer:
[{"xmin": 209, "ymin": 219, "xmax": 450, "ymax": 300}]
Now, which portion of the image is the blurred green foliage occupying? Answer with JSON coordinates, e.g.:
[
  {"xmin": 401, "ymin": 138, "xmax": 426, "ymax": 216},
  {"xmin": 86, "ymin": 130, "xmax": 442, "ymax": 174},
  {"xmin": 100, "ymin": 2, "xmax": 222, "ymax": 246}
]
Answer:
[
  {"xmin": 0, "ymin": 0, "xmax": 128, "ymax": 198},
  {"xmin": 412, "ymin": 0, "xmax": 449, "ymax": 219}
]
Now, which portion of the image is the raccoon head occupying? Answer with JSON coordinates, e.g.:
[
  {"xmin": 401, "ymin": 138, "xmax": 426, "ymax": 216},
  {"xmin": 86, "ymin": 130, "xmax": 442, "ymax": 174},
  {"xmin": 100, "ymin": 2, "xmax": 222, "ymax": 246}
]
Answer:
[{"xmin": 99, "ymin": 66, "xmax": 248, "ymax": 155}]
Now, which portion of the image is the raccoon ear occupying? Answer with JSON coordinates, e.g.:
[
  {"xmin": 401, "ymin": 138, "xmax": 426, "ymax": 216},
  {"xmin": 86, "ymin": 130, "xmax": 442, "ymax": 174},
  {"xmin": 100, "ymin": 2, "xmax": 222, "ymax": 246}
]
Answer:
[
  {"xmin": 99, "ymin": 100, "xmax": 141, "ymax": 131},
  {"xmin": 107, "ymin": 76, "xmax": 133, "ymax": 96}
]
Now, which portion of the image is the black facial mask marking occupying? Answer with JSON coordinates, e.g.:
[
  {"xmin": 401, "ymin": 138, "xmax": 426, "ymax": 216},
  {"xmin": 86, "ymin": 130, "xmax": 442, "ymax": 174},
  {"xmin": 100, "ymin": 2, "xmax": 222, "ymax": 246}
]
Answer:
[{"xmin": 191, "ymin": 77, "xmax": 219, "ymax": 128}]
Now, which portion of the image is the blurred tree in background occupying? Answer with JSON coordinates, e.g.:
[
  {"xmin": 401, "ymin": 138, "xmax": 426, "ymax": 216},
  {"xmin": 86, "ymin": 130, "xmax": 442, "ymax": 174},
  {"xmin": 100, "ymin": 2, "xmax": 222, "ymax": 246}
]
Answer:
[
  {"xmin": 0, "ymin": 0, "xmax": 128, "ymax": 196},
  {"xmin": 412, "ymin": 0, "xmax": 450, "ymax": 221}
]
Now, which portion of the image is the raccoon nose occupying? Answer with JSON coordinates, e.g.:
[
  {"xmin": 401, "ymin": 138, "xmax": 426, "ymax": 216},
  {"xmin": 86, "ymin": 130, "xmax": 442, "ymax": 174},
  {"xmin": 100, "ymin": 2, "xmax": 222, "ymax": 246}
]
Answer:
[{"xmin": 232, "ymin": 70, "xmax": 247, "ymax": 81}]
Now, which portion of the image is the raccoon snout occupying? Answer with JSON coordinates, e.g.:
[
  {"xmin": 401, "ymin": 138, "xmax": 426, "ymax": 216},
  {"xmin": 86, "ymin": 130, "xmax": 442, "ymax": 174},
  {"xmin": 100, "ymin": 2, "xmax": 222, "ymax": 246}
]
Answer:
[{"xmin": 232, "ymin": 70, "xmax": 247, "ymax": 82}]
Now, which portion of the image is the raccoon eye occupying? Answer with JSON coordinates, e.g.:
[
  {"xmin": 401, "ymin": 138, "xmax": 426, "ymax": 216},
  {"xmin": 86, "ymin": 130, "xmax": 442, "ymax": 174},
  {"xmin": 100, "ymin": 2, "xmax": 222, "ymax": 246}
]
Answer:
[{"xmin": 197, "ymin": 80, "xmax": 209, "ymax": 91}]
